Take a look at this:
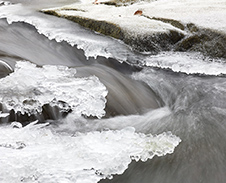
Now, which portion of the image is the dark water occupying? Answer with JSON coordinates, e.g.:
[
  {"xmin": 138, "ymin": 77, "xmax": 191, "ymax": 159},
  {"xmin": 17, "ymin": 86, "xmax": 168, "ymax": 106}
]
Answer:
[
  {"xmin": 101, "ymin": 71, "xmax": 226, "ymax": 183},
  {"xmin": 1, "ymin": 1, "xmax": 226, "ymax": 183}
]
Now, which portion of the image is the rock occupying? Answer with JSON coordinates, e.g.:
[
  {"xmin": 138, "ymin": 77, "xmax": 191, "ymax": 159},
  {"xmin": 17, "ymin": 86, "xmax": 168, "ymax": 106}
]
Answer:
[
  {"xmin": 100, "ymin": 0, "xmax": 141, "ymax": 6},
  {"xmin": 41, "ymin": 0, "xmax": 226, "ymax": 59},
  {"xmin": 175, "ymin": 29, "xmax": 226, "ymax": 59},
  {"xmin": 124, "ymin": 30, "xmax": 184, "ymax": 53},
  {"xmin": 42, "ymin": 8, "xmax": 185, "ymax": 53}
]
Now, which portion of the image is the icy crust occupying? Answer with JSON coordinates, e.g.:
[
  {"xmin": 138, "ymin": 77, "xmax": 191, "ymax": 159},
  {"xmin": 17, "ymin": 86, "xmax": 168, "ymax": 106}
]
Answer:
[
  {"xmin": 144, "ymin": 52, "xmax": 226, "ymax": 76},
  {"xmin": 0, "ymin": 61, "xmax": 107, "ymax": 118},
  {"xmin": 0, "ymin": 2, "xmax": 131, "ymax": 60},
  {"xmin": 0, "ymin": 122, "xmax": 181, "ymax": 183}
]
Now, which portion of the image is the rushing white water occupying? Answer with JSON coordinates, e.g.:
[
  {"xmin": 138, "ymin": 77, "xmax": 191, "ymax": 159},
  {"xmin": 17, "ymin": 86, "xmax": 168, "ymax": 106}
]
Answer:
[
  {"xmin": 0, "ymin": 121, "xmax": 181, "ymax": 183},
  {"xmin": 0, "ymin": 61, "xmax": 107, "ymax": 118}
]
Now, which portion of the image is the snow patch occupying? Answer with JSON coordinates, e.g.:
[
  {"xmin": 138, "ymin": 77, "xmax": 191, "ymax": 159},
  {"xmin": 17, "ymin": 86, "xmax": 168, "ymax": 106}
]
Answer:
[{"xmin": 0, "ymin": 2, "xmax": 131, "ymax": 61}]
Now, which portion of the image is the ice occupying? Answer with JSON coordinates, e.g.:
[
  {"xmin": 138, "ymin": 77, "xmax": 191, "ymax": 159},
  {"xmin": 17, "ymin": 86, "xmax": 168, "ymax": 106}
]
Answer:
[
  {"xmin": 0, "ymin": 61, "xmax": 107, "ymax": 118},
  {"xmin": 0, "ymin": 122, "xmax": 181, "ymax": 183},
  {"xmin": 0, "ymin": 2, "xmax": 132, "ymax": 61},
  {"xmin": 0, "ymin": 1, "xmax": 11, "ymax": 6},
  {"xmin": 0, "ymin": 111, "xmax": 9, "ymax": 118},
  {"xmin": 145, "ymin": 52, "xmax": 226, "ymax": 76}
]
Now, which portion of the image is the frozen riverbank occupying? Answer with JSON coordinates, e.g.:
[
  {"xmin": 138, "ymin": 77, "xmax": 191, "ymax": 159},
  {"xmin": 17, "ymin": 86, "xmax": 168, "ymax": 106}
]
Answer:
[{"xmin": 42, "ymin": 0, "xmax": 226, "ymax": 58}]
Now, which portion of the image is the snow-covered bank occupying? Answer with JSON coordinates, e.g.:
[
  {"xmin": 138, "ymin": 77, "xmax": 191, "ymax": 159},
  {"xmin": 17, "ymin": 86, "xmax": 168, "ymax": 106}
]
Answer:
[
  {"xmin": 41, "ymin": 0, "xmax": 186, "ymax": 53},
  {"xmin": 42, "ymin": 0, "xmax": 226, "ymax": 35},
  {"xmin": 42, "ymin": 0, "xmax": 226, "ymax": 58}
]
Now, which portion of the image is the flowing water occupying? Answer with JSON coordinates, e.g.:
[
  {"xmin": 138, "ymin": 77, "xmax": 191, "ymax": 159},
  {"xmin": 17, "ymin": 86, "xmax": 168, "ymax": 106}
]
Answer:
[{"xmin": 1, "ymin": 1, "xmax": 226, "ymax": 183}]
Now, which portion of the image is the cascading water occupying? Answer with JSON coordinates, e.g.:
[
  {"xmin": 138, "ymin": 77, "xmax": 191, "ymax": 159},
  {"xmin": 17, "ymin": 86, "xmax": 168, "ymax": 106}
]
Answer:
[{"xmin": 0, "ymin": 1, "xmax": 226, "ymax": 183}]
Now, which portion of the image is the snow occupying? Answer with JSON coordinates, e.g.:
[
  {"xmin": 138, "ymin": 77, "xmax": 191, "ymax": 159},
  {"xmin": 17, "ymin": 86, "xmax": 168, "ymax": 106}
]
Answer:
[
  {"xmin": 143, "ymin": 0, "xmax": 226, "ymax": 33},
  {"xmin": 42, "ymin": 0, "xmax": 226, "ymax": 35},
  {"xmin": 0, "ymin": 121, "xmax": 181, "ymax": 183},
  {"xmin": 43, "ymin": 0, "xmax": 186, "ymax": 37}
]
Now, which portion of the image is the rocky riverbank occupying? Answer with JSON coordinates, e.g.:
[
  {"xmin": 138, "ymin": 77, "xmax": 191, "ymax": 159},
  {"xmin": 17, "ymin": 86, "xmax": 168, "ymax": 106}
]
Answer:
[{"xmin": 42, "ymin": 0, "xmax": 226, "ymax": 58}]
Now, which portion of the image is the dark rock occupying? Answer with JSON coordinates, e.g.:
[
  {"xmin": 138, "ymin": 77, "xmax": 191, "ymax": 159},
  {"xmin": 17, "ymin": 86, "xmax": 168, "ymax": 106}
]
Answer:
[
  {"xmin": 186, "ymin": 23, "xmax": 199, "ymax": 32},
  {"xmin": 150, "ymin": 16, "xmax": 185, "ymax": 30},
  {"xmin": 175, "ymin": 29, "xmax": 226, "ymax": 59},
  {"xmin": 176, "ymin": 34, "xmax": 202, "ymax": 50},
  {"xmin": 124, "ymin": 30, "xmax": 184, "ymax": 53},
  {"xmin": 43, "ymin": 10, "xmax": 124, "ymax": 40}
]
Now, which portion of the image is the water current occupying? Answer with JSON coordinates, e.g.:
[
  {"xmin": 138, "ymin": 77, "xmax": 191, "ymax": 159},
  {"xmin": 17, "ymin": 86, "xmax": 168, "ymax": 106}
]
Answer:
[{"xmin": 1, "ymin": 0, "xmax": 226, "ymax": 183}]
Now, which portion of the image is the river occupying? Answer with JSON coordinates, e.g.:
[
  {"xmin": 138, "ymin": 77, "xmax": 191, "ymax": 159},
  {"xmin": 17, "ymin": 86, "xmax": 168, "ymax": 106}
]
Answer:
[{"xmin": 0, "ymin": 0, "xmax": 226, "ymax": 183}]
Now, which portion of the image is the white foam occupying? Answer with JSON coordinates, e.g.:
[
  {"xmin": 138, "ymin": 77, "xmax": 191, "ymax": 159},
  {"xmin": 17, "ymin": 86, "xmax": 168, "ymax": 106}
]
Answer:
[
  {"xmin": 145, "ymin": 52, "xmax": 226, "ymax": 75},
  {"xmin": 0, "ymin": 61, "xmax": 107, "ymax": 118},
  {"xmin": 0, "ymin": 122, "xmax": 181, "ymax": 183}
]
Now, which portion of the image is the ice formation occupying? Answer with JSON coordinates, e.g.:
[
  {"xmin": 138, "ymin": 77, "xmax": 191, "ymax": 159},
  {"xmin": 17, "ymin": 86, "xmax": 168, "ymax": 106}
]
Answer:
[
  {"xmin": 0, "ymin": 112, "xmax": 9, "ymax": 118},
  {"xmin": 0, "ymin": 61, "xmax": 107, "ymax": 118},
  {"xmin": 0, "ymin": 121, "xmax": 181, "ymax": 183},
  {"xmin": 145, "ymin": 52, "xmax": 226, "ymax": 76},
  {"xmin": 0, "ymin": 1, "xmax": 131, "ymax": 60}
]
